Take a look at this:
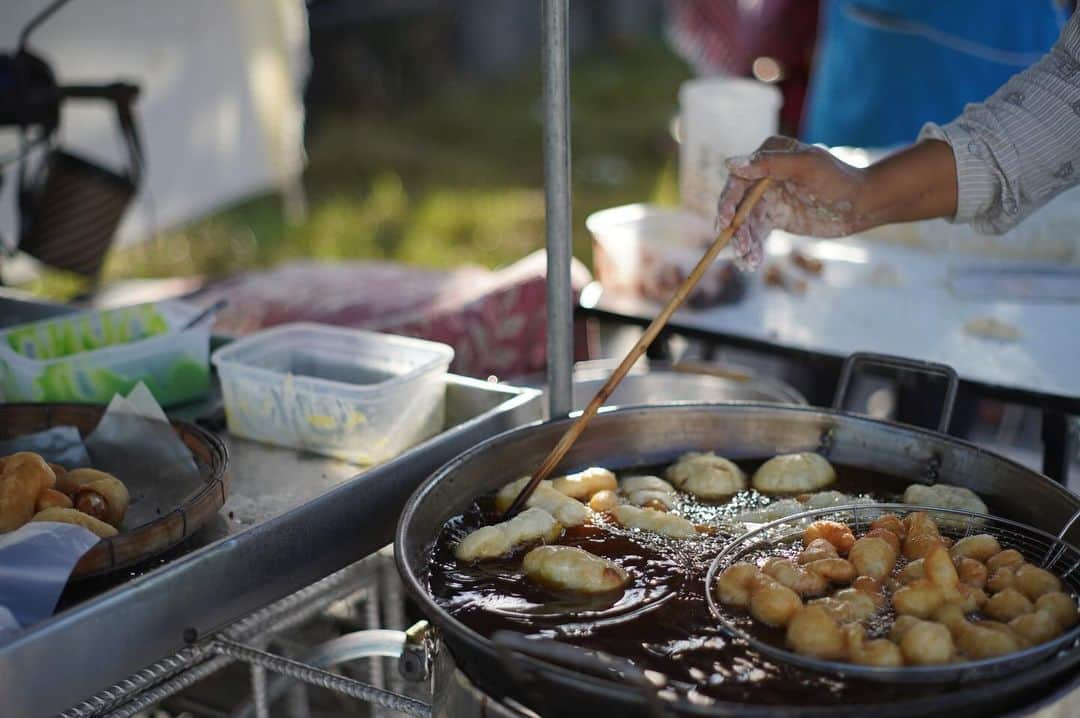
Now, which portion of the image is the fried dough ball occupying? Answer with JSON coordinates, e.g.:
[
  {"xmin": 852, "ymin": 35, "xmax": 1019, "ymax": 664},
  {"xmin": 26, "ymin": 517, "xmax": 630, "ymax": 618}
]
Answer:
[
  {"xmin": 924, "ymin": 546, "xmax": 959, "ymax": 591},
  {"xmin": 903, "ymin": 483, "xmax": 988, "ymax": 515},
  {"xmin": 1035, "ymin": 592, "xmax": 1079, "ymax": 629},
  {"xmin": 852, "ymin": 575, "xmax": 884, "ymax": 596},
  {"xmin": 924, "ymin": 545, "xmax": 961, "ymax": 594},
  {"xmin": 627, "ymin": 489, "xmax": 675, "ymax": 511},
  {"xmin": 750, "ymin": 579, "xmax": 804, "ymax": 626},
  {"xmin": 803, "ymin": 521, "xmax": 856, "ymax": 555},
  {"xmin": 950, "ymin": 534, "xmax": 1002, "ymax": 562},
  {"xmin": 751, "ymin": 453, "xmax": 836, "ymax": 494},
  {"xmin": 0, "ymin": 453, "xmax": 56, "ymax": 533},
  {"xmin": 1010, "ymin": 610, "xmax": 1064, "ymax": 644},
  {"xmin": 844, "ymin": 624, "xmax": 903, "ymax": 667},
  {"xmin": 902, "ymin": 510, "xmax": 941, "ymax": 535},
  {"xmin": 799, "ymin": 538, "xmax": 840, "ymax": 564},
  {"xmin": 984, "ymin": 588, "xmax": 1034, "ymax": 622},
  {"xmin": 987, "ymin": 566, "xmax": 1017, "ymax": 594},
  {"xmin": 786, "ymin": 605, "xmax": 847, "ymax": 660},
  {"xmin": 902, "ymin": 512, "xmax": 945, "ymax": 560},
  {"xmin": 948, "ymin": 585, "xmax": 989, "ymax": 613},
  {"xmin": 898, "ymin": 559, "xmax": 926, "ymax": 585},
  {"xmin": 849, "ymin": 536, "xmax": 898, "ymax": 580},
  {"xmin": 839, "ymin": 585, "xmax": 884, "ymax": 610},
  {"xmin": 931, "ymin": 603, "xmax": 967, "ymax": 634},
  {"xmin": 522, "ymin": 545, "xmax": 629, "ymax": 594},
  {"xmin": 551, "ymin": 467, "xmax": 617, "ymax": 500},
  {"xmin": 763, "ymin": 558, "xmax": 829, "ymax": 597},
  {"xmin": 1014, "ymin": 564, "xmax": 1062, "ymax": 601},
  {"xmin": 455, "ymin": 508, "xmax": 562, "ymax": 562},
  {"xmin": 611, "ymin": 504, "xmax": 697, "ymax": 539},
  {"xmin": 805, "ymin": 558, "xmax": 856, "ymax": 584},
  {"xmin": 957, "ymin": 621, "xmax": 1023, "ymax": 659},
  {"xmin": 494, "ymin": 478, "xmax": 590, "ymax": 526},
  {"xmin": 716, "ymin": 563, "xmax": 764, "ymax": 607},
  {"xmin": 864, "ymin": 527, "xmax": 901, "ymax": 554},
  {"xmin": 588, "ymin": 489, "xmax": 619, "ymax": 513},
  {"xmin": 811, "ymin": 588, "xmax": 879, "ymax": 623},
  {"xmin": 893, "ymin": 580, "xmax": 944, "ymax": 618},
  {"xmin": 665, "ymin": 452, "xmax": 747, "ymax": 499},
  {"xmin": 986, "ymin": 549, "xmax": 1025, "ymax": 573},
  {"xmin": 619, "ymin": 475, "xmax": 676, "ymax": 495},
  {"xmin": 900, "ymin": 620, "xmax": 954, "ymax": 665},
  {"xmin": 869, "ymin": 513, "xmax": 907, "ymax": 542},
  {"xmin": 956, "ymin": 557, "xmax": 988, "ymax": 589},
  {"xmin": 35, "ymin": 488, "xmax": 73, "ymax": 512},
  {"xmin": 890, "ymin": 615, "xmax": 923, "ymax": 642},
  {"xmin": 903, "ymin": 531, "xmax": 946, "ymax": 561}
]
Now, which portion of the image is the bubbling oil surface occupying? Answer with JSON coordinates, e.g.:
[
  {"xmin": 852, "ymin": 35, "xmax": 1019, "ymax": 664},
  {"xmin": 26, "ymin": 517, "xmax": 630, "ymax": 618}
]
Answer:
[{"xmin": 426, "ymin": 461, "xmax": 961, "ymax": 706}]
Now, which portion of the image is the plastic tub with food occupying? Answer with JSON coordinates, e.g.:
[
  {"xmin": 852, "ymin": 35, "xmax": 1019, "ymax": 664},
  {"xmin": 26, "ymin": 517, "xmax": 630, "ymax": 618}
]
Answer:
[
  {"xmin": 0, "ymin": 301, "xmax": 210, "ymax": 407},
  {"xmin": 587, "ymin": 203, "xmax": 746, "ymax": 307},
  {"xmin": 212, "ymin": 323, "xmax": 454, "ymax": 464}
]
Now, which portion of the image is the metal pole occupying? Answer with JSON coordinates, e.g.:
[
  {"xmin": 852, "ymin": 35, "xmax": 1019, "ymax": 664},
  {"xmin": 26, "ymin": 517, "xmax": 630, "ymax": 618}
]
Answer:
[{"xmin": 542, "ymin": 0, "xmax": 574, "ymax": 419}]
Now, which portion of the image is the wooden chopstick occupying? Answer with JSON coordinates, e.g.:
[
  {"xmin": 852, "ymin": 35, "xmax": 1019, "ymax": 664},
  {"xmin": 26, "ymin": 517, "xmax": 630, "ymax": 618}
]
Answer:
[{"xmin": 501, "ymin": 178, "xmax": 772, "ymax": 519}]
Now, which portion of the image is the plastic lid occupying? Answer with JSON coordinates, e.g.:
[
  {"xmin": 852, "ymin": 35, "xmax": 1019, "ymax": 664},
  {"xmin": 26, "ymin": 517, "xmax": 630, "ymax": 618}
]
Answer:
[{"xmin": 679, "ymin": 76, "xmax": 783, "ymax": 113}]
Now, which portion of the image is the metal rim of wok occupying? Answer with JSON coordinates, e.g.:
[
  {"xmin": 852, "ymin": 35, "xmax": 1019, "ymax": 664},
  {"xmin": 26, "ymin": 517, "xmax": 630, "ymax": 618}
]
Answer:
[
  {"xmin": 705, "ymin": 502, "xmax": 1080, "ymax": 684},
  {"xmin": 395, "ymin": 402, "xmax": 1080, "ymax": 717}
]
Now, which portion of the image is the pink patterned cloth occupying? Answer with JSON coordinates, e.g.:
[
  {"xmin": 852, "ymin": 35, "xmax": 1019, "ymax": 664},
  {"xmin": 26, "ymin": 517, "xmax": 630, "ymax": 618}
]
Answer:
[{"xmin": 190, "ymin": 251, "xmax": 593, "ymax": 378}]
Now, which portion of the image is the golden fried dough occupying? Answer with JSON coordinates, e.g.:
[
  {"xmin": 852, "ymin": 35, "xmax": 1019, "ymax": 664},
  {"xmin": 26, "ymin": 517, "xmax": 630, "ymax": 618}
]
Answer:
[
  {"xmin": 803, "ymin": 521, "xmax": 856, "ymax": 555},
  {"xmin": 454, "ymin": 508, "xmax": 562, "ymax": 562},
  {"xmin": 550, "ymin": 467, "xmax": 617, "ymax": 500},
  {"xmin": 751, "ymin": 453, "xmax": 836, "ymax": 494},
  {"xmin": 786, "ymin": 605, "xmax": 847, "ymax": 660},
  {"xmin": 495, "ymin": 478, "xmax": 590, "ymax": 526},
  {"xmin": 750, "ymin": 579, "xmax": 803, "ymax": 626},
  {"xmin": 0, "ymin": 452, "xmax": 57, "ymax": 533},
  {"xmin": 522, "ymin": 545, "xmax": 629, "ymax": 594},
  {"xmin": 665, "ymin": 452, "xmax": 746, "ymax": 499},
  {"xmin": 612, "ymin": 504, "xmax": 697, "ymax": 539},
  {"xmin": 32, "ymin": 507, "xmax": 117, "ymax": 538}
]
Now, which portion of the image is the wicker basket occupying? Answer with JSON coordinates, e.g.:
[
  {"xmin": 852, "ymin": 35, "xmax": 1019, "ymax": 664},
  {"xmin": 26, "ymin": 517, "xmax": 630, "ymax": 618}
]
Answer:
[{"xmin": 0, "ymin": 403, "xmax": 228, "ymax": 577}]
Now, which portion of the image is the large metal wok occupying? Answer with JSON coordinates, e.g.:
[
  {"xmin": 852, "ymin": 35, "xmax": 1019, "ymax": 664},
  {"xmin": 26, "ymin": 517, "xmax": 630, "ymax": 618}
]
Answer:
[{"xmin": 396, "ymin": 362, "xmax": 1080, "ymax": 717}]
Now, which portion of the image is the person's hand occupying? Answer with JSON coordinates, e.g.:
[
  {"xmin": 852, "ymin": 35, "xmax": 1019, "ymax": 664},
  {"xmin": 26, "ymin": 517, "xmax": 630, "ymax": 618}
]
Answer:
[{"xmin": 716, "ymin": 136, "xmax": 871, "ymax": 270}]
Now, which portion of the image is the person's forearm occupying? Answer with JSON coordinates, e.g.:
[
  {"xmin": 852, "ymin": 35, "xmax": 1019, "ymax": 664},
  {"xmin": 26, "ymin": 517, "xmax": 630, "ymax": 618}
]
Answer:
[{"xmin": 854, "ymin": 140, "xmax": 958, "ymax": 232}]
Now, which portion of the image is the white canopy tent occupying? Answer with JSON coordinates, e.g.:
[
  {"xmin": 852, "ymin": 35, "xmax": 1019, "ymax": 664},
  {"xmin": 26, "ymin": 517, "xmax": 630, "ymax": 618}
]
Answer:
[{"xmin": 0, "ymin": 0, "xmax": 309, "ymax": 251}]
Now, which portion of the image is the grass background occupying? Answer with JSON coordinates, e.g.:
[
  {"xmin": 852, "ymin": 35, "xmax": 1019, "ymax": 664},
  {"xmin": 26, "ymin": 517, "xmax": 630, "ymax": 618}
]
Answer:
[{"xmin": 30, "ymin": 42, "xmax": 691, "ymax": 299}]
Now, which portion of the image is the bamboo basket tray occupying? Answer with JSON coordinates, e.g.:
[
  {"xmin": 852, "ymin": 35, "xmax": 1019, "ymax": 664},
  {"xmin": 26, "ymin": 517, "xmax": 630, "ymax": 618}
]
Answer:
[{"xmin": 0, "ymin": 403, "xmax": 229, "ymax": 577}]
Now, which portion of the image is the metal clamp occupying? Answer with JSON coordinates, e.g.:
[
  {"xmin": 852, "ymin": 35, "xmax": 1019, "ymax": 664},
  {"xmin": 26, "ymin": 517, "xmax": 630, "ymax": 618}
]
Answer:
[
  {"xmin": 400, "ymin": 620, "xmax": 435, "ymax": 682},
  {"xmin": 832, "ymin": 352, "xmax": 959, "ymax": 434},
  {"xmin": 492, "ymin": 631, "xmax": 669, "ymax": 717}
]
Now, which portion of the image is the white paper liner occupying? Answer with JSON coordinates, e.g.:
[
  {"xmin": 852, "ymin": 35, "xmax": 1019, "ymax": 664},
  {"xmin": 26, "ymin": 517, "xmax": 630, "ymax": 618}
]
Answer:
[{"xmin": 0, "ymin": 383, "xmax": 201, "ymax": 641}]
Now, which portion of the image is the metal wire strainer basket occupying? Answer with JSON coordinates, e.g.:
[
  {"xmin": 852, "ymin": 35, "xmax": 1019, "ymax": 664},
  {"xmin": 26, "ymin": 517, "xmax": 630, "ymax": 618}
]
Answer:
[{"xmin": 705, "ymin": 503, "xmax": 1080, "ymax": 684}]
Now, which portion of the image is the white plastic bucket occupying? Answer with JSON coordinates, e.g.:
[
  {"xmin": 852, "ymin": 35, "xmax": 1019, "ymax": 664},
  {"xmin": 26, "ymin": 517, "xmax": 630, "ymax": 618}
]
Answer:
[{"xmin": 679, "ymin": 76, "xmax": 782, "ymax": 220}]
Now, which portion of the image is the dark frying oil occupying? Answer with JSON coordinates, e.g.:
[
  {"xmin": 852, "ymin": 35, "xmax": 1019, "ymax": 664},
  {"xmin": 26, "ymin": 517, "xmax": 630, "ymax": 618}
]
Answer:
[{"xmin": 425, "ymin": 461, "xmax": 951, "ymax": 707}]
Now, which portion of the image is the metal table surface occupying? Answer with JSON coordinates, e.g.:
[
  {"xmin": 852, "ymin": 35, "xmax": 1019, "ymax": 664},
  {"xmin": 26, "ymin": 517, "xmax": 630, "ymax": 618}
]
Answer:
[
  {"xmin": 579, "ymin": 232, "xmax": 1080, "ymax": 482},
  {"xmin": 0, "ymin": 298, "xmax": 543, "ymax": 716},
  {"xmin": 580, "ymin": 232, "xmax": 1080, "ymax": 411}
]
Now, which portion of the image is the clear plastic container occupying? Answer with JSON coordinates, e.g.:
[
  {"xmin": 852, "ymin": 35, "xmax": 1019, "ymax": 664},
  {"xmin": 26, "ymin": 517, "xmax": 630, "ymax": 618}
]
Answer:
[
  {"xmin": 212, "ymin": 323, "xmax": 454, "ymax": 464},
  {"xmin": 679, "ymin": 76, "xmax": 782, "ymax": 219},
  {"xmin": 0, "ymin": 301, "xmax": 211, "ymax": 407},
  {"xmin": 587, "ymin": 203, "xmax": 746, "ymax": 307}
]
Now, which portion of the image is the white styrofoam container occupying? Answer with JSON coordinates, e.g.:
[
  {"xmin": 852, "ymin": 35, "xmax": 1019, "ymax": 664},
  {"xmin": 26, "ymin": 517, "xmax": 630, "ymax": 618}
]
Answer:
[{"xmin": 212, "ymin": 323, "xmax": 454, "ymax": 464}]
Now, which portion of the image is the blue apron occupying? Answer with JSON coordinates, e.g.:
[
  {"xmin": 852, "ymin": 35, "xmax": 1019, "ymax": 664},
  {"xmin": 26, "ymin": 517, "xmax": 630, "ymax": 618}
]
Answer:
[{"xmin": 803, "ymin": 0, "xmax": 1067, "ymax": 148}]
